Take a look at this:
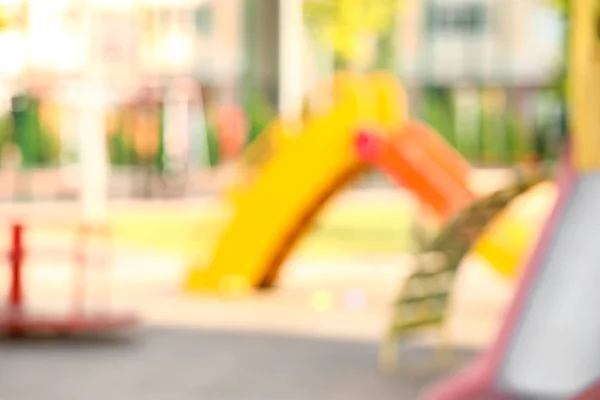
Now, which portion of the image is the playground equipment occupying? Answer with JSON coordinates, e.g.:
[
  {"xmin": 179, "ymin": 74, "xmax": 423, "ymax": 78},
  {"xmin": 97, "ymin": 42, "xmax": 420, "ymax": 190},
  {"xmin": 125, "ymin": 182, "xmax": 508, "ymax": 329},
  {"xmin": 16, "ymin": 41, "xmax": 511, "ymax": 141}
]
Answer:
[
  {"xmin": 184, "ymin": 71, "xmax": 553, "ymax": 296},
  {"xmin": 0, "ymin": 220, "xmax": 138, "ymax": 336},
  {"xmin": 184, "ymin": 72, "xmax": 407, "ymax": 294},
  {"xmin": 357, "ymin": 124, "xmax": 555, "ymax": 370},
  {"xmin": 354, "ymin": 122, "xmax": 475, "ymax": 221},
  {"xmin": 379, "ymin": 171, "xmax": 550, "ymax": 370},
  {"xmin": 421, "ymin": 0, "xmax": 600, "ymax": 398},
  {"xmin": 472, "ymin": 181, "xmax": 557, "ymax": 278},
  {"xmin": 356, "ymin": 122, "xmax": 557, "ymax": 277}
]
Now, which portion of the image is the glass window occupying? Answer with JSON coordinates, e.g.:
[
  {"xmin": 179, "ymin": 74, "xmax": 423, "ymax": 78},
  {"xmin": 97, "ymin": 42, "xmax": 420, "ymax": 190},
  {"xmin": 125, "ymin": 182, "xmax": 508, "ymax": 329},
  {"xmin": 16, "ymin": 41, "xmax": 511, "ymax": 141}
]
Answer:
[
  {"xmin": 195, "ymin": 4, "xmax": 213, "ymax": 36},
  {"xmin": 426, "ymin": 3, "xmax": 487, "ymax": 35}
]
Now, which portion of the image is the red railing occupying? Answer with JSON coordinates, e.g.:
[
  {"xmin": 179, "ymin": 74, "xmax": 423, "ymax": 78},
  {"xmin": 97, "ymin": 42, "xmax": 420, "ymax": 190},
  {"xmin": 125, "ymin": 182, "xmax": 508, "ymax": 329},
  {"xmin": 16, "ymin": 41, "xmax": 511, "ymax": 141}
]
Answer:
[{"xmin": 2, "ymin": 220, "xmax": 137, "ymax": 336}]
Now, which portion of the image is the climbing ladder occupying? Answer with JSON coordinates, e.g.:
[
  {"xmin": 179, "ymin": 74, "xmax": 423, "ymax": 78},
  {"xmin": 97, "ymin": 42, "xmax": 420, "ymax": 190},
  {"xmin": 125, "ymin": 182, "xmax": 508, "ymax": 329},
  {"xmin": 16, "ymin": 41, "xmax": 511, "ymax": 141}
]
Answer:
[{"xmin": 380, "ymin": 172, "xmax": 549, "ymax": 370}]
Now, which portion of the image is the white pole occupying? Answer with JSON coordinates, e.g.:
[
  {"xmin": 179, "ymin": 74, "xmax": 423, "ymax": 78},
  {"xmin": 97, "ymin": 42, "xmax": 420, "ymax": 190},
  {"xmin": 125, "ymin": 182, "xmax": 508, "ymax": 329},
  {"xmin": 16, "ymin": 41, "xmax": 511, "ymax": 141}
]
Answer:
[
  {"xmin": 78, "ymin": 82, "xmax": 108, "ymax": 224},
  {"xmin": 278, "ymin": 0, "xmax": 304, "ymax": 121},
  {"xmin": 78, "ymin": 0, "xmax": 108, "ymax": 225}
]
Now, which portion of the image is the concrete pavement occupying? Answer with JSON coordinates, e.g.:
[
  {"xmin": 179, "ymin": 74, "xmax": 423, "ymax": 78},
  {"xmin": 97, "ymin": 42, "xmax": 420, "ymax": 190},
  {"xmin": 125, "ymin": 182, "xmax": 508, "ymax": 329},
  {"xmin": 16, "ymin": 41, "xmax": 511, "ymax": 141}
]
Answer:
[
  {"xmin": 0, "ymin": 226, "xmax": 514, "ymax": 400},
  {"xmin": 0, "ymin": 327, "xmax": 479, "ymax": 400}
]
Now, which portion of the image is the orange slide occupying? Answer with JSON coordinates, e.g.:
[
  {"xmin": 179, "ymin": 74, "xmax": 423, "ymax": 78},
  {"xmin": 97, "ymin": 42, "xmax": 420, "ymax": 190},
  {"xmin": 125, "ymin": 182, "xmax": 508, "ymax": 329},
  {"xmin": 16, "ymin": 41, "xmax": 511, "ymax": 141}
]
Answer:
[
  {"xmin": 356, "ymin": 121, "xmax": 476, "ymax": 221},
  {"xmin": 356, "ymin": 122, "xmax": 554, "ymax": 280}
]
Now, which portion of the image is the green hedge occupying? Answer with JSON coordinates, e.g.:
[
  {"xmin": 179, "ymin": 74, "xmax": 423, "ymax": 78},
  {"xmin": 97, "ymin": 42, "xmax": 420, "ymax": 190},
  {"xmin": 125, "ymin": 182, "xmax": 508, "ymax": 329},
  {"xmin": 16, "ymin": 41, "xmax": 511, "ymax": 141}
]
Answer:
[
  {"xmin": 420, "ymin": 87, "xmax": 562, "ymax": 166},
  {"xmin": 108, "ymin": 128, "xmax": 137, "ymax": 166},
  {"xmin": 8, "ymin": 95, "xmax": 60, "ymax": 168},
  {"xmin": 205, "ymin": 121, "xmax": 220, "ymax": 167},
  {"xmin": 244, "ymin": 93, "xmax": 274, "ymax": 146}
]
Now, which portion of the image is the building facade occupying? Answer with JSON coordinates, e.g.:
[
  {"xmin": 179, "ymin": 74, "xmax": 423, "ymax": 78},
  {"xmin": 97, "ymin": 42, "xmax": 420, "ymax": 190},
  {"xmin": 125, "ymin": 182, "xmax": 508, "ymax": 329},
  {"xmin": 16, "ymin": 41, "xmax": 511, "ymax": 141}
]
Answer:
[{"xmin": 396, "ymin": 0, "xmax": 563, "ymax": 86}]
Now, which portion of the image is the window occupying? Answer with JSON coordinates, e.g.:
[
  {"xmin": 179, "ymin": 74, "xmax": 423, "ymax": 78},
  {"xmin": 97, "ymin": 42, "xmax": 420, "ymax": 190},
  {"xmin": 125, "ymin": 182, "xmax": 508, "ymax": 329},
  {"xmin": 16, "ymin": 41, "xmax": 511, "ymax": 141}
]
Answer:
[
  {"xmin": 426, "ymin": 3, "xmax": 487, "ymax": 35},
  {"xmin": 195, "ymin": 4, "xmax": 213, "ymax": 36}
]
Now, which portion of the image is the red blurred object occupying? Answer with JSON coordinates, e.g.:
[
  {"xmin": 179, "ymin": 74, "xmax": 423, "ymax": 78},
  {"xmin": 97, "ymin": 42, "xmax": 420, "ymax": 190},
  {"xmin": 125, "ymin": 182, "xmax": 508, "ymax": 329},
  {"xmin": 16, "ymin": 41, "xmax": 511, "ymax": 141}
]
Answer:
[
  {"xmin": 1, "ymin": 222, "xmax": 138, "ymax": 336},
  {"xmin": 0, "ymin": 312, "xmax": 138, "ymax": 336},
  {"xmin": 217, "ymin": 105, "xmax": 248, "ymax": 160},
  {"xmin": 355, "ymin": 131, "xmax": 382, "ymax": 162},
  {"xmin": 356, "ymin": 121, "xmax": 475, "ymax": 220}
]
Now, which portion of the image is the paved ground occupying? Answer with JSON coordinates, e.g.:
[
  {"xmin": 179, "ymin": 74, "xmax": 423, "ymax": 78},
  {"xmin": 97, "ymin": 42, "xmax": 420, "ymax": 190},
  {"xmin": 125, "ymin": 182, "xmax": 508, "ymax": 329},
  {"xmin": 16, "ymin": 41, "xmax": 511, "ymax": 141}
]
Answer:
[
  {"xmin": 0, "ymin": 327, "xmax": 479, "ymax": 400},
  {"xmin": 0, "ymin": 215, "xmax": 513, "ymax": 400}
]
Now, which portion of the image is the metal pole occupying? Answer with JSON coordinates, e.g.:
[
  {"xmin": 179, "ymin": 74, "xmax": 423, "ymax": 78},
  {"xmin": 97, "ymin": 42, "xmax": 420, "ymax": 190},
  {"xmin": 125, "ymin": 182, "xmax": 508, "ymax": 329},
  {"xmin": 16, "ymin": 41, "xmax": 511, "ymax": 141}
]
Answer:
[{"xmin": 8, "ymin": 223, "xmax": 24, "ymax": 312}]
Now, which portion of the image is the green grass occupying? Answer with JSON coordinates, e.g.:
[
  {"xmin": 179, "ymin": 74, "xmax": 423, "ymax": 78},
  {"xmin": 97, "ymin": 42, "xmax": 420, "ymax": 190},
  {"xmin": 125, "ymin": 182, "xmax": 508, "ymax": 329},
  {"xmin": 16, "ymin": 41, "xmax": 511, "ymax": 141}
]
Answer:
[
  {"xmin": 302, "ymin": 202, "xmax": 413, "ymax": 256},
  {"xmin": 108, "ymin": 200, "xmax": 413, "ymax": 258}
]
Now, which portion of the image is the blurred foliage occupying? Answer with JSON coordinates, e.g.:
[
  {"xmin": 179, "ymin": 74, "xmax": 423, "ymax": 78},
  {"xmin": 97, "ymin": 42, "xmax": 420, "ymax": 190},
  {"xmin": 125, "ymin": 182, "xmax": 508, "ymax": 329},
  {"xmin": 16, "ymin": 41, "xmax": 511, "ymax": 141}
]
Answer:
[
  {"xmin": 0, "ymin": 9, "xmax": 7, "ymax": 31},
  {"xmin": 11, "ymin": 95, "xmax": 60, "ymax": 168},
  {"xmin": 108, "ymin": 122, "xmax": 138, "ymax": 166},
  {"xmin": 374, "ymin": 17, "xmax": 397, "ymax": 70},
  {"xmin": 243, "ymin": 92, "xmax": 275, "ymax": 146},
  {"xmin": 106, "ymin": 104, "xmax": 221, "ymax": 169},
  {"xmin": 422, "ymin": 87, "xmax": 455, "ymax": 147},
  {"xmin": 546, "ymin": 0, "xmax": 600, "ymax": 14},
  {"xmin": 546, "ymin": 0, "xmax": 567, "ymax": 14},
  {"xmin": 504, "ymin": 112, "xmax": 531, "ymax": 162},
  {"xmin": 304, "ymin": 0, "xmax": 401, "ymax": 66},
  {"xmin": 421, "ymin": 87, "xmax": 559, "ymax": 165},
  {"xmin": 205, "ymin": 121, "xmax": 220, "ymax": 167},
  {"xmin": 154, "ymin": 108, "xmax": 166, "ymax": 172},
  {"xmin": 36, "ymin": 124, "xmax": 60, "ymax": 166},
  {"xmin": 0, "ymin": 114, "xmax": 13, "ymax": 163},
  {"xmin": 110, "ymin": 105, "xmax": 166, "ymax": 170}
]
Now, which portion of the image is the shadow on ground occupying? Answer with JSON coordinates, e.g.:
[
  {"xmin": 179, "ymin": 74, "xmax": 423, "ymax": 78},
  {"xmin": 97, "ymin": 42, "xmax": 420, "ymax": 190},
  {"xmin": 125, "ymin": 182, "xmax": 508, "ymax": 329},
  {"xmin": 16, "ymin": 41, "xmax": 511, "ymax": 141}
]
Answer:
[{"xmin": 0, "ymin": 327, "xmax": 479, "ymax": 400}]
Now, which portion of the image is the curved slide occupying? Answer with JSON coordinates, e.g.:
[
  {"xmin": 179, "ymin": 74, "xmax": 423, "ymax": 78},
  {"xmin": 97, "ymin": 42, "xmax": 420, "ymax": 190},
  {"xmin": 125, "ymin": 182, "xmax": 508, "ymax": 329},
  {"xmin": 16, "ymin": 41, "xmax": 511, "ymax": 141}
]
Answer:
[
  {"xmin": 355, "ymin": 121, "xmax": 475, "ymax": 221},
  {"xmin": 185, "ymin": 72, "xmax": 410, "ymax": 294},
  {"xmin": 473, "ymin": 181, "xmax": 556, "ymax": 278},
  {"xmin": 184, "ymin": 72, "xmax": 552, "ymax": 295}
]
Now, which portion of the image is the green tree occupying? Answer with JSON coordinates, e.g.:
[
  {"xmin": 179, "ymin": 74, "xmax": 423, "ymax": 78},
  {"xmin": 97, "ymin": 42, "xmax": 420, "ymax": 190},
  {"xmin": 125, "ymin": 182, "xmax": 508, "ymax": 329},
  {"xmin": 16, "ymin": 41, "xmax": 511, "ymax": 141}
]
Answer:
[
  {"xmin": 546, "ymin": 0, "xmax": 567, "ymax": 14},
  {"xmin": 545, "ymin": 0, "xmax": 600, "ymax": 14},
  {"xmin": 304, "ymin": 0, "xmax": 402, "ymax": 68}
]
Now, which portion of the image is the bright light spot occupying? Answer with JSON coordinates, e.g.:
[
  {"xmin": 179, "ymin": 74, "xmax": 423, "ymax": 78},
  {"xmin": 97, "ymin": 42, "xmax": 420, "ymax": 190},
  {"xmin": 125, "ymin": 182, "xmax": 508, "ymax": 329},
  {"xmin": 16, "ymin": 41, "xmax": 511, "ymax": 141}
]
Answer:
[
  {"xmin": 28, "ymin": 0, "xmax": 72, "ymax": 10},
  {"xmin": 0, "ymin": 0, "xmax": 23, "ymax": 6},
  {"xmin": 0, "ymin": 30, "xmax": 27, "ymax": 77},
  {"xmin": 30, "ymin": 32, "xmax": 84, "ymax": 72},
  {"xmin": 26, "ymin": 0, "xmax": 85, "ymax": 72},
  {"xmin": 310, "ymin": 290, "xmax": 334, "ymax": 312},
  {"xmin": 159, "ymin": 32, "xmax": 194, "ymax": 68}
]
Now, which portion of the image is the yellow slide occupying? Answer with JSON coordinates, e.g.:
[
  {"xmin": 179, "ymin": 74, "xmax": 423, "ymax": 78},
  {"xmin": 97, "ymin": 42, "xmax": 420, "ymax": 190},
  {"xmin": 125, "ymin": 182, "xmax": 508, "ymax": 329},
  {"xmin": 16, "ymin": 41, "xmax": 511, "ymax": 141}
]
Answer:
[
  {"xmin": 184, "ymin": 72, "xmax": 408, "ymax": 295},
  {"xmin": 474, "ymin": 181, "xmax": 557, "ymax": 278}
]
